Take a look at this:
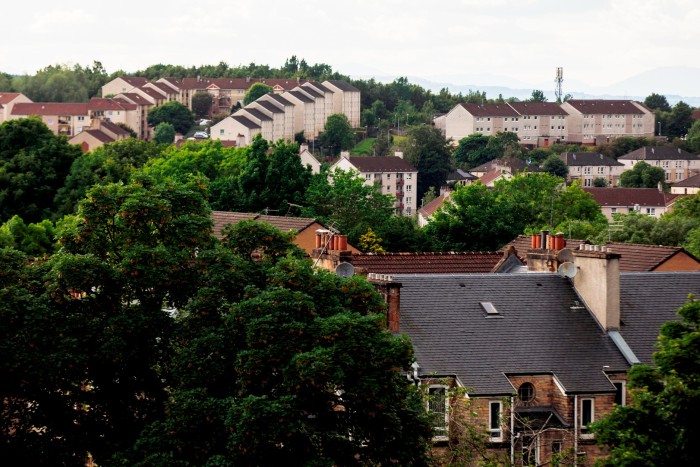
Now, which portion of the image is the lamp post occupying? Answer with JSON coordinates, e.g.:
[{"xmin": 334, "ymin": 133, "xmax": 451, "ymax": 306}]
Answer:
[{"xmin": 658, "ymin": 121, "xmax": 661, "ymax": 136}]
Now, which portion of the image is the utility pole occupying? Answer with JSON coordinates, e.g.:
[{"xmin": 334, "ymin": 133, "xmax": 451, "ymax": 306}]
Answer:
[{"xmin": 555, "ymin": 67, "xmax": 563, "ymax": 103}]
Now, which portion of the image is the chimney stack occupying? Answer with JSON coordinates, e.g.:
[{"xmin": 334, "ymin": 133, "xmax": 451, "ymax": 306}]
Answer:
[{"xmin": 572, "ymin": 246, "xmax": 621, "ymax": 331}]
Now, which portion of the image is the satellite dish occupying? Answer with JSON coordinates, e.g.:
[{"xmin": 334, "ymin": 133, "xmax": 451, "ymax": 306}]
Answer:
[
  {"xmin": 558, "ymin": 261, "xmax": 578, "ymax": 278},
  {"xmin": 335, "ymin": 262, "xmax": 355, "ymax": 278},
  {"xmin": 557, "ymin": 248, "xmax": 574, "ymax": 263}
]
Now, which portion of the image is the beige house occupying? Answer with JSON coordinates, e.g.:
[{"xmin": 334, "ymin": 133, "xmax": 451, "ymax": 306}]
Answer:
[
  {"xmin": 670, "ymin": 173, "xmax": 700, "ymax": 195},
  {"xmin": 282, "ymin": 89, "xmax": 316, "ymax": 139},
  {"xmin": 444, "ymin": 103, "xmax": 519, "ymax": 142},
  {"xmin": 618, "ymin": 146, "xmax": 700, "ymax": 184},
  {"xmin": 583, "ymin": 187, "xmax": 679, "ymax": 220},
  {"xmin": 323, "ymin": 80, "xmax": 361, "ymax": 127},
  {"xmin": 233, "ymin": 107, "xmax": 274, "ymax": 141},
  {"xmin": 210, "ymin": 114, "xmax": 261, "ymax": 147},
  {"xmin": 507, "ymin": 102, "xmax": 569, "ymax": 146},
  {"xmin": 299, "ymin": 144, "xmax": 321, "ymax": 174},
  {"xmin": 113, "ymin": 93, "xmax": 153, "ymax": 139},
  {"xmin": 101, "ymin": 76, "xmax": 150, "ymax": 97},
  {"xmin": 68, "ymin": 119, "xmax": 131, "ymax": 152},
  {"xmin": 294, "ymin": 86, "xmax": 328, "ymax": 137},
  {"xmin": 0, "ymin": 92, "xmax": 32, "ymax": 123},
  {"xmin": 330, "ymin": 152, "xmax": 418, "ymax": 216},
  {"xmin": 11, "ymin": 102, "xmax": 90, "ymax": 136},
  {"xmin": 559, "ymin": 152, "xmax": 625, "ymax": 187},
  {"xmin": 561, "ymin": 100, "xmax": 655, "ymax": 144},
  {"xmin": 260, "ymin": 93, "xmax": 296, "ymax": 140}
]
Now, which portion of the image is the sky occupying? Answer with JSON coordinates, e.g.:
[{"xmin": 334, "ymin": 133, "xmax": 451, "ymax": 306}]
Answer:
[{"xmin": 3, "ymin": 0, "xmax": 700, "ymax": 96}]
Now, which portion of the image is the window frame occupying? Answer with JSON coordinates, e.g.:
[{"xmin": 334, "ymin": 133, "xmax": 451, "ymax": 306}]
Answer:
[
  {"xmin": 489, "ymin": 400, "xmax": 503, "ymax": 441},
  {"xmin": 580, "ymin": 397, "xmax": 594, "ymax": 437},
  {"xmin": 426, "ymin": 384, "xmax": 449, "ymax": 440}
]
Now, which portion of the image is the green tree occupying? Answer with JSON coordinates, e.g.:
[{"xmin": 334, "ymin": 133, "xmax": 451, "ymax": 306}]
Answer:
[
  {"xmin": 243, "ymin": 82, "xmax": 273, "ymax": 105},
  {"xmin": 0, "ymin": 215, "xmax": 57, "ymax": 256},
  {"xmin": 404, "ymin": 124, "xmax": 452, "ymax": 201},
  {"xmin": 486, "ymin": 131, "xmax": 523, "ymax": 161},
  {"xmin": 593, "ymin": 177, "xmax": 608, "ymax": 187},
  {"xmin": 320, "ymin": 113, "xmax": 355, "ymax": 156},
  {"xmin": 667, "ymin": 100, "xmax": 694, "ymax": 139},
  {"xmin": 148, "ymin": 101, "xmax": 194, "ymax": 134},
  {"xmin": 528, "ymin": 89, "xmax": 547, "ymax": 102},
  {"xmin": 593, "ymin": 298, "xmax": 700, "ymax": 466},
  {"xmin": 620, "ymin": 161, "xmax": 666, "ymax": 189},
  {"xmin": 303, "ymin": 168, "xmax": 395, "ymax": 245},
  {"xmin": 371, "ymin": 120, "xmax": 392, "ymax": 156},
  {"xmin": 453, "ymin": 133, "xmax": 491, "ymax": 169},
  {"xmin": 686, "ymin": 120, "xmax": 700, "ymax": 153},
  {"xmin": 598, "ymin": 136, "xmax": 653, "ymax": 159},
  {"xmin": 191, "ymin": 91, "xmax": 213, "ymax": 118},
  {"xmin": 644, "ymin": 92, "xmax": 671, "ymax": 112},
  {"xmin": 374, "ymin": 215, "xmax": 434, "ymax": 252},
  {"xmin": 541, "ymin": 154, "xmax": 569, "ymax": 177},
  {"xmin": 358, "ymin": 227, "xmax": 386, "ymax": 253},
  {"xmin": 0, "ymin": 117, "xmax": 80, "ymax": 223},
  {"xmin": 153, "ymin": 122, "xmax": 175, "ymax": 145}
]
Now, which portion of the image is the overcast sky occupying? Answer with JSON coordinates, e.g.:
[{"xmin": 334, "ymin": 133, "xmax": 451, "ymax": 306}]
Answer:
[{"xmin": 3, "ymin": 0, "xmax": 699, "ymax": 94}]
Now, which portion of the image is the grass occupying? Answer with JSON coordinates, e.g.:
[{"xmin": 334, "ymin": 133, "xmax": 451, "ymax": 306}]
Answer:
[{"xmin": 351, "ymin": 137, "xmax": 375, "ymax": 156}]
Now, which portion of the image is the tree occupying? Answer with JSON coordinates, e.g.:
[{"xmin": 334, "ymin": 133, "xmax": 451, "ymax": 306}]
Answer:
[
  {"xmin": 0, "ymin": 117, "xmax": 80, "ymax": 223},
  {"xmin": 303, "ymin": 168, "xmax": 395, "ymax": 245},
  {"xmin": 153, "ymin": 122, "xmax": 175, "ymax": 145},
  {"xmin": 147, "ymin": 101, "xmax": 194, "ymax": 134},
  {"xmin": 243, "ymin": 82, "xmax": 273, "ymax": 105},
  {"xmin": 667, "ymin": 101, "xmax": 694, "ymax": 139},
  {"xmin": 541, "ymin": 154, "xmax": 568, "ymax": 178},
  {"xmin": 404, "ymin": 124, "xmax": 453, "ymax": 201},
  {"xmin": 593, "ymin": 298, "xmax": 700, "ymax": 466},
  {"xmin": 453, "ymin": 133, "xmax": 491, "ymax": 169},
  {"xmin": 644, "ymin": 92, "xmax": 671, "ymax": 112},
  {"xmin": 191, "ymin": 91, "xmax": 213, "ymax": 118},
  {"xmin": 593, "ymin": 177, "xmax": 608, "ymax": 187},
  {"xmin": 686, "ymin": 120, "xmax": 700, "ymax": 153},
  {"xmin": 371, "ymin": 121, "xmax": 392, "ymax": 156},
  {"xmin": 620, "ymin": 161, "xmax": 666, "ymax": 189},
  {"xmin": 320, "ymin": 113, "xmax": 355, "ymax": 156},
  {"xmin": 528, "ymin": 89, "xmax": 547, "ymax": 102},
  {"xmin": 0, "ymin": 215, "xmax": 57, "ymax": 256},
  {"xmin": 486, "ymin": 131, "xmax": 523, "ymax": 161}
]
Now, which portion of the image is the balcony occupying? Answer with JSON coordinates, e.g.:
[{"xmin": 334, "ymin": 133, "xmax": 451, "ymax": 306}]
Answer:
[
  {"xmin": 394, "ymin": 202, "xmax": 404, "ymax": 209},
  {"xmin": 398, "ymin": 179, "xmax": 405, "ymax": 185},
  {"xmin": 395, "ymin": 191, "xmax": 404, "ymax": 197}
]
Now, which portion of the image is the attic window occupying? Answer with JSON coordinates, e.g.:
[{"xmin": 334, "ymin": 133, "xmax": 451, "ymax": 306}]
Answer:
[{"xmin": 480, "ymin": 302, "xmax": 501, "ymax": 317}]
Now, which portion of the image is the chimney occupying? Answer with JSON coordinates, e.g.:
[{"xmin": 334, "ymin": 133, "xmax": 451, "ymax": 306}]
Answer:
[
  {"xmin": 658, "ymin": 181, "xmax": 663, "ymax": 193},
  {"xmin": 340, "ymin": 151, "xmax": 350, "ymax": 159},
  {"xmin": 572, "ymin": 246, "xmax": 621, "ymax": 331},
  {"xmin": 369, "ymin": 274, "xmax": 402, "ymax": 332},
  {"xmin": 300, "ymin": 143, "xmax": 308, "ymax": 153},
  {"xmin": 394, "ymin": 151, "xmax": 404, "ymax": 159}
]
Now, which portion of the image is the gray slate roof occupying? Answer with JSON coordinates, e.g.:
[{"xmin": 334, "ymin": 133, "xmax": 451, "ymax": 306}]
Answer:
[
  {"xmin": 397, "ymin": 273, "xmax": 629, "ymax": 396},
  {"xmin": 560, "ymin": 152, "xmax": 623, "ymax": 167},
  {"xmin": 619, "ymin": 272, "xmax": 700, "ymax": 365}
]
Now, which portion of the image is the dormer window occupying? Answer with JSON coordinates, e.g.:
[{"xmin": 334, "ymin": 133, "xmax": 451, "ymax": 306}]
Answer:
[{"xmin": 518, "ymin": 382, "xmax": 535, "ymax": 403}]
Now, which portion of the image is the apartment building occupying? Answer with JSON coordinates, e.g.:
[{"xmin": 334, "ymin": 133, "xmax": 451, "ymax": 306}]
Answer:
[
  {"xmin": 618, "ymin": 146, "xmax": 700, "ymax": 184},
  {"xmin": 561, "ymin": 100, "xmax": 655, "ymax": 144}
]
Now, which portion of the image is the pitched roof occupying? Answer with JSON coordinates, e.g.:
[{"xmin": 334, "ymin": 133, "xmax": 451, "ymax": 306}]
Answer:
[
  {"xmin": 342, "ymin": 156, "xmax": 417, "ymax": 173},
  {"xmin": 151, "ymin": 82, "xmax": 178, "ymax": 95},
  {"xmin": 508, "ymin": 101, "xmax": 569, "ymax": 116},
  {"xmin": 672, "ymin": 173, "xmax": 700, "ymax": 187},
  {"xmin": 325, "ymin": 80, "xmax": 360, "ymax": 92},
  {"xmin": 119, "ymin": 76, "xmax": 150, "ymax": 87},
  {"xmin": 618, "ymin": 146, "xmax": 700, "ymax": 161},
  {"xmin": 12, "ymin": 102, "xmax": 89, "ymax": 116},
  {"xmin": 303, "ymin": 81, "xmax": 332, "ymax": 93},
  {"xmin": 418, "ymin": 192, "xmax": 450, "ymax": 218},
  {"xmin": 458, "ymin": 103, "xmax": 519, "ymax": 117},
  {"xmin": 254, "ymin": 100, "xmax": 284, "ymax": 113},
  {"xmin": 99, "ymin": 119, "xmax": 131, "ymax": 137},
  {"xmin": 470, "ymin": 157, "xmax": 539, "ymax": 174},
  {"xmin": 583, "ymin": 187, "xmax": 678, "ymax": 207},
  {"xmin": 82, "ymin": 129, "xmax": 115, "ymax": 143},
  {"xmin": 619, "ymin": 272, "xmax": 700, "ymax": 364},
  {"xmin": 264, "ymin": 93, "xmax": 293, "ymax": 107},
  {"xmin": 116, "ymin": 93, "xmax": 152, "ymax": 106},
  {"xmin": 605, "ymin": 242, "xmax": 700, "ymax": 272},
  {"xmin": 480, "ymin": 168, "xmax": 510, "ymax": 185},
  {"xmin": 353, "ymin": 251, "xmax": 506, "ymax": 275},
  {"xmin": 564, "ymin": 99, "xmax": 645, "ymax": 115},
  {"xmin": 177, "ymin": 77, "xmax": 306, "ymax": 91},
  {"xmin": 397, "ymin": 273, "xmax": 630, "ymax": 394},
  {"xmin": 559, "ymin": 152, "xmax": 624, "ymax": 167},
  {"xmin": 139, "ymin": 87, "xmax": 167, "ymax": 100},
  {"xmin": 502, "ymin": 235, "xmax": 589, "ymax": 262},
  {"xmin": 299, "ymin": 86, "xmax": 323, "ymax": 98},
  {"xmin": 286, "ymin": 90, "xmax": 314, "ymax": 103},
  {"xmin": 89, "ymin": 98, "xmax": 128, "ymax": 111},
  {"xmin": 241, "ymin": 107, "xmax": 272, "ymax": 122},
  {"xmin": 230, "ymin": 115, "xmax": 261, "ymax": 129},
  {"xmin": 0, "ymin": 92, "xmax": 22, "ymax": 104},
  {"xmin": 446, "ymin": 169, "xmax": 477, "ymax": 182},
  {"xmin": 211, "ymin": 211, "xmax": 318, "ymax": 239}
]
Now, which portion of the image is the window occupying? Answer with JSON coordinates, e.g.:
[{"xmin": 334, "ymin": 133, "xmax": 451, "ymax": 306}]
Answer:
[
  {"xmin": 611, "ymin": 207, "xmax": 617, "ymax": 213},
  {"xmin": 387, "ymin": 173, "xmax": 391, "ymax": 179},
  {"xmin": 406, "ymin": 185, "xmax": 412, "ymax": 191},
  {"xmin": 665, "ymin": 172, "xmax": 671, "ymax": 181},
  {"xmin": 427, "ymin": 385, "xmax": 448, "ymax": 437},
  {"xmin": 584, "ymin": 178, "xmax": 592, "ymax": 187},
  {"xmin": 518, "ymin": 382, "xmax": 535, "ymax": 403},
  {"xmin": 581, "ymin": 398, "xmax": 594, "ymax": 434},
  {"xmin": 584, "ymin": 167, "xmax": 591, "ymax": 175},
  {"xmin": 552, "ymin": 440, "xmax": 562, "ymax": 454},
  {"xmin": 646, "ymin": 208, "xmax": 656, "ymax": 215},
  {"xmin": 489, "ymin": 401, "xmax": 503, "ymax": 441},
  {"xmin": 407, "ymin": 174, "xmax": 412, "ymax": 180},
  {"xmin": 406, "ymin": 197, "xmax": 412, "ymax": 204},
  {"xmin": 598, "ymin": 167, "xmax": 605, "ymax": 174},
  {"xmin": 613, "ymin": 381, "xmax": 626, "ymax": 406},
  {"xmin": 219, "ymin": 129, "xmax": 224, "ymax": 136},
  {"xmin": 676, "ymin": 172, "xmax": 683, "ymax": 181},
  {"xmin": 522, "ymin": 435, "xmax": 539, "ymax": 466},
  {"xmin": 406, "ymin": 207, "xmax": 411, "ymax": 215}
]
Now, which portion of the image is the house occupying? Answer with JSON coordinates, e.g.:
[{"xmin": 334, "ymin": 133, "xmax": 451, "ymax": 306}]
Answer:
[
  {"xmin": 370, "ymin": 243, "xmax": 700, "ymax": 465},
  {"xmin": 417, "ymin": 190, "xmax": 451, "ymax": 227},
  {"xmin": 469, "ymin": 158, "xmax": 539, "ymax": 178},
  {"xmin": 446, "ymin": 169, "xmax": 477, "ymax": 187},
  {"xmin": 68, "ymin": 119, "xmax": 131, "ymax": 152},
  {"xmin": 583, "ymin": 187, "xmax": 678, "ymax": 219},
  {"xmin": 349, "ymin": 250, "xmax": 522, "ymax": 276},
  {"xmin": 0, "ymin": 92, "xmax": 32, "ymax": 123},
  {"xmin": 560, "ymin": 100, "xmax": 655, "ymax": 145},
  {"xmin": 210, "ymin": 115, "xmax": 261, "ymax": 147},
  {"xmin": 479, "ymin": 168, "xmax": 513, "ymax": 187},
  {"xmin": 322, "ymin": 80, "xmax": 362, "ymax": 127},
  {"xmin": 670, "ymin": 173, "xmax": 700, "ymax": 195},
  {"xmin": 505, "ymin": 235, "xmax": 700, "ymax": 272},
  {"xmin": 210, "ymin": 211, "xmax": 360, "ymax": 256},
  {"xmin": 298, "ymin": 143, "xmax": 321, "ymax": 174},
  {"xmin": 11, "ymin": 102, "xmax": 90, "ymax": 136},
  {"xmin": 559, "ymin": 152, "xmax": 625, "ymax": 187},
  {"xmin": 329, "ymin": 153, "xmax": 419, "ymax": 216},
  {"xmin": 617, "ymin": 146, "xmax": 700, "ymax": 184},
  {"xmin": 113, "ymin": 93, "xmax": 154, "ymax": 140},
  {"xmin": 281, "ymin": 89, "xmax": 316, "ymax": 139},
  {"xmin": 100, "ymin": 76, "xmax": 150, "ymax": 97},
  {"xmin": 505, "ymin": 101, "xmax": 570, "ymax": 146}
]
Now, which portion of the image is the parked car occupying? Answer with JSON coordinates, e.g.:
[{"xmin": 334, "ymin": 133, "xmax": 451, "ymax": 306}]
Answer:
[{"xmin": 193, "ymin": 131, "xmax": 209, "ymax": 139}]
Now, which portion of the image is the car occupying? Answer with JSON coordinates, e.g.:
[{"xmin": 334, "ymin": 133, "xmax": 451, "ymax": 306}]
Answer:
[
  {"xmin": 193, "ymin": 131, "xmax": 209, "ymax": 139},
  {"xmin": 197, "ymin": 119, "xmax": 211, "ymax": 126}
]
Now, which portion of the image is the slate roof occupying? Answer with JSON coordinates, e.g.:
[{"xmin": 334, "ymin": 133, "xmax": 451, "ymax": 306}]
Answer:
[
  {"xmin": 299, "ymin": 86, "xmax": 323, "ymax": 98},
  {"xmin": 397, "ymin": 273, "xmax": 630, "ymax": 395},
  {"xmin": 353, "ymin": 252, "xmax": 506, "ymax": 275},
  {"xmin": 211, "ymin": 211, "xmax": 319, "ymax": 239},
  {"xmin": 446, "ymin": 169, "xmax": 477, "ymax": 182},
  {"xmin": 619, "ymin": 272, "xmax": 700, "ymax": 364},
  {"xmin": 470, "ymin": 158, "xmax": 539, "ymax": 174},
  {"xmin": 564, "ymin": 100, "xmax": 645, "ymax": 115},
  {"xmin": 325, "ymin": 80, "xmax": 360, "ymax": 92},
  {"xmin": 264, "ymin": 93, "xmax": 293, "ymax": 107},
  {"xmin": 241, "ymin": 108, "xmax": 272, "ymax": 122},
  {"xmin": 254, "ymin": 100, "xmax": 284, "ymax": 113},
  {"xmin": 560, "ymin": 152, "xmax": 623, "ymax": 167},
  {"xmin": 618, "ymin": 146, "xmax": 700, "ymax": 161},
  {"xmin": 583, "ymin": 187, "xmax": 678, "ymax": 207},
  {"xmin": 82, "ymin": 129, "xmax": 115, "ymax": 143},
  {"xmin": 343, "ymin": 156, "xmax": 417, "ymax": 173},
  {"xmin": 12, "ymin": 102, "xmax": 89, "ymax": 116},
  {"xmin": 673, "ymin": 173, "xmax": 700, "ymax": 187},
  {"xmin": 458, "ymin": 103, "xmax": 519, "ymax": 117},
  {"xmin": 508, "ymin": 101, "xmax": 569, "ymax": 116},
  {"xmin": 304, "ymin": 81, "xmax": 333, "ymax": 93},
  {"xmin": 230, "ymin": 115, "xmax": 261, "ymax": 129},
  {"xmin": 286, "ymin": 90, "xmax": 314, "ymax": 103}
]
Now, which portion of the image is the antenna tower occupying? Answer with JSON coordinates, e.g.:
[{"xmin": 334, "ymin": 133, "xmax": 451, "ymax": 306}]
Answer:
[{"xmin": 555, "ymin": 67, "xmax": 563, "ymax": 103}]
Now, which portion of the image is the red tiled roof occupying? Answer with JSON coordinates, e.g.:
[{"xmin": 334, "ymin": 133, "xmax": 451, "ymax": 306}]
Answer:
[
  {"xmin": 99, "ymin": 119, "xmax": 130, "ymax": 136},
  {"xmin": 343, "ymin": 156, "xmax": 417, "ymax": 173},
  {"xmin": 605, "ymin": 242, "xmax": 700, "ymax": 272},
  {"xmin": 0, "ymin": 92, "xmax": 22, "ymax": 104},
  {"xmin": 508, "ymin": 102, "xmax": 569, "ymax": 116},
  {"xmin": 151, "ymin": 82, "xmax": 178, "ymax": 95},
  {"xmin": 120, "ymin": 76, "xmax": 150, "ymax": 87},
  {"xmin": 583, "ymin": 187, "xmax": 678, "ymax": 207},
  {"xmin": 89, "ymin": 98, "xmax": 128, "ymax": 111},
  {"xmin": 480, "ymin": 168, "xmax": 509, "ymax": 185},
  {"xmin": 458, "ymin": 103, "xmax": 519, "ymax": 117},
  {"xmin": 503, "ymin": 235, "xmax": 589, "ymax": 262},
  {"xmin": 12, "ymin": 102, "xmax": 89, "ymax": 116},
  {"xmin": 211, "ymin": 211, "xmax": 318, "ymax": 239},
  {"xmin": 83, "ymin": 129, "xmax": 115, "ymax": 143},
  {"xmin": 139, "ymin": 87, "xmax": 167, "ymax": 99},
  {"xmin": 116, "ymin": 93, "xmax": 152, "ymax": 106},
  {"xmin": 352, "ymin": 251, "xmax": 505, "ymax": 274},
  {"xmin": 419, "ymin": 193, "xmax": 450, "ymax": 218},
  {"xmin": 564, "ymin": 99, "xmax": 645, "ymax": 115}
]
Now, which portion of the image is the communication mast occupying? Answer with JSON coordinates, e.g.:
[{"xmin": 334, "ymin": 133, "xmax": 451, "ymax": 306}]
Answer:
[{"xmin": 555, "ymin": 67, "xmax": 563, "ymax": 103}]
